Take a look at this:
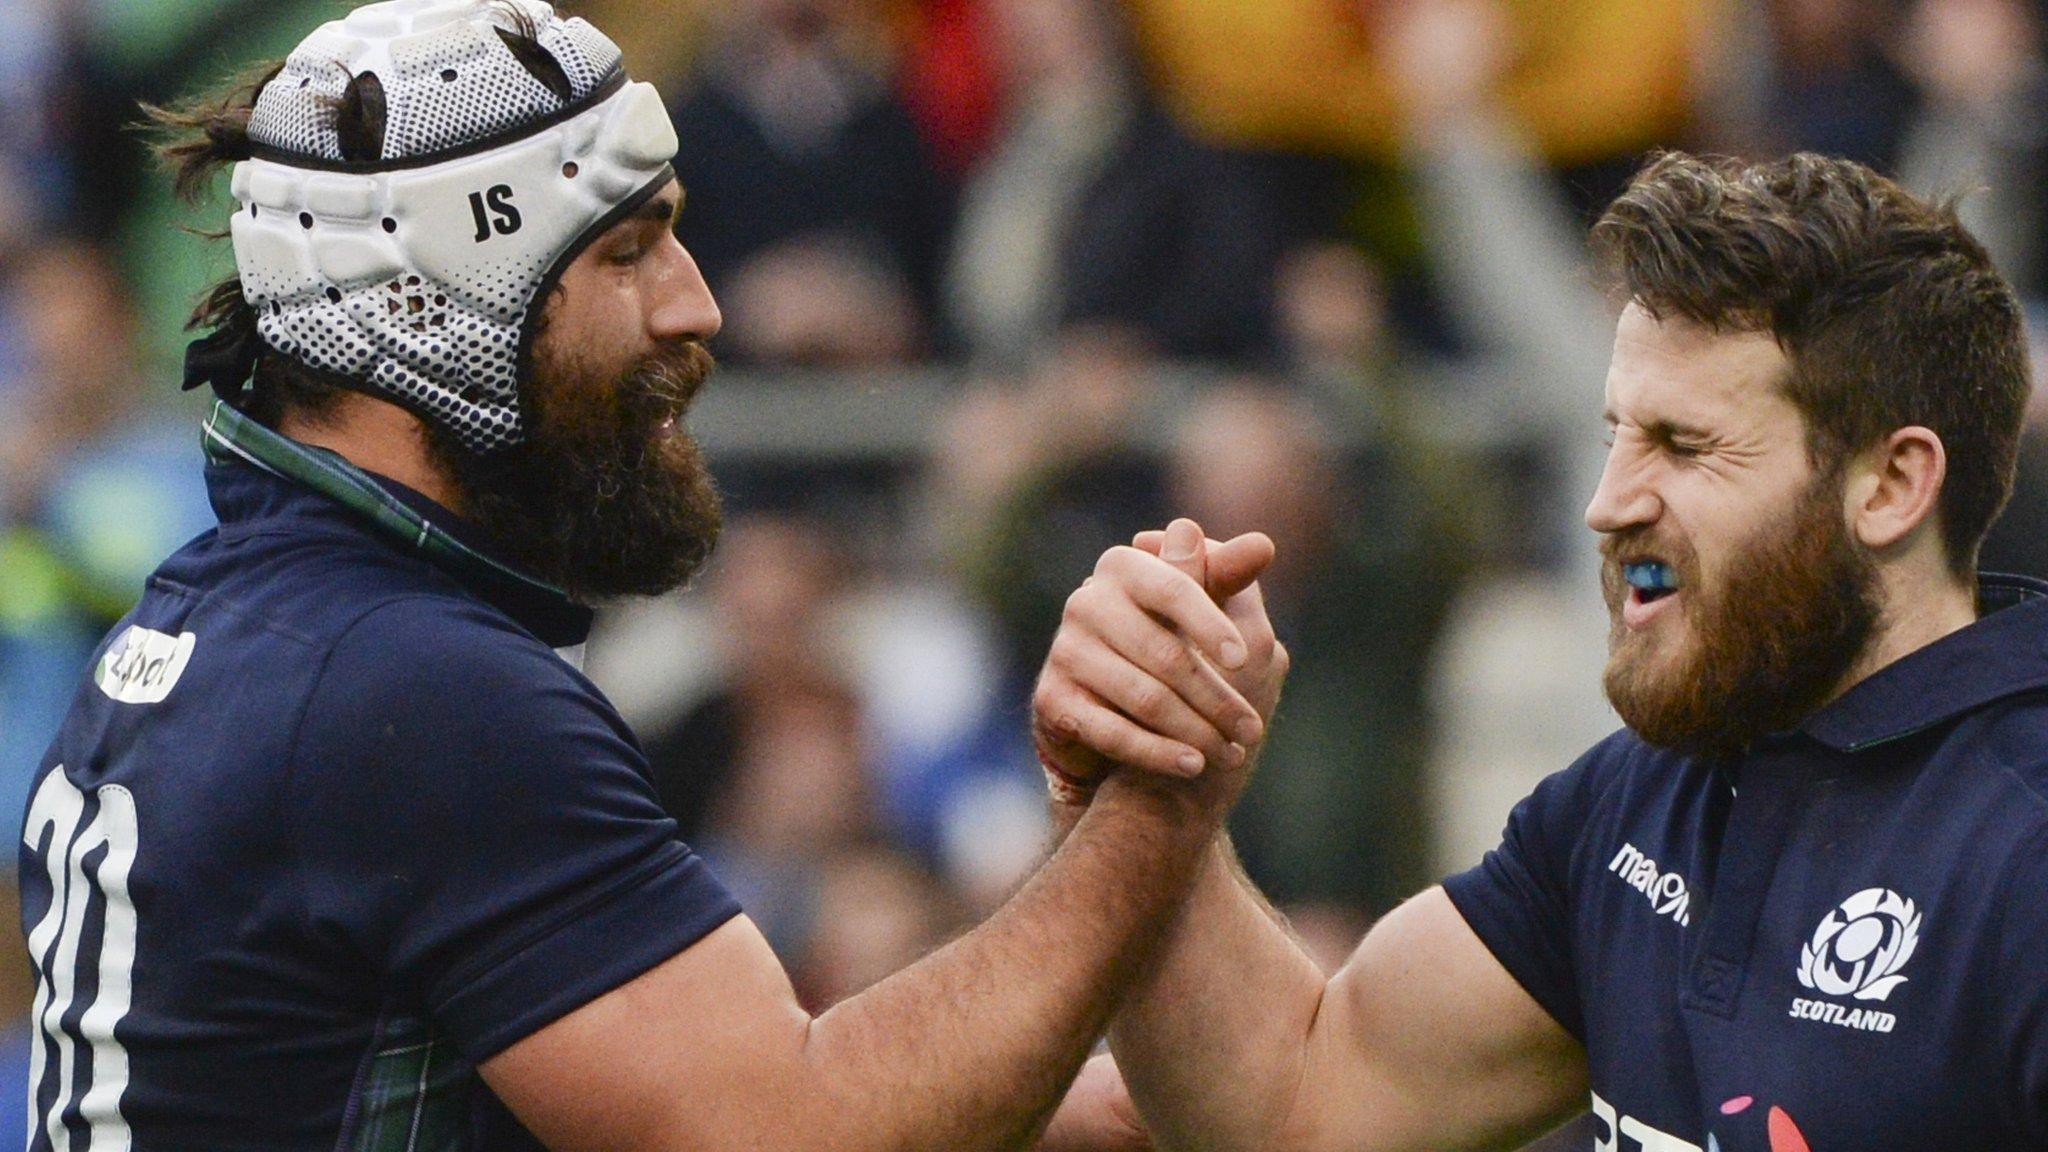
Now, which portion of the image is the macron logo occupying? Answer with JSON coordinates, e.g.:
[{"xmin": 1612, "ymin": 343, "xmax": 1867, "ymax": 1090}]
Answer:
[
  {"xmin": 1608, "ymin": 842, "xmax": 1692, "ymax": 927},
  {"xmin": 95, "ymin": 626, "xmax": 197, "ymax": 705}
]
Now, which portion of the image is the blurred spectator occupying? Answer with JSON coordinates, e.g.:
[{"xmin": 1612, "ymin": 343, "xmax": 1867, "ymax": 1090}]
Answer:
[
  {"xmin": 1381, "ymin": 0, "xmax": 1613, "ymax": 570},
  {"xmin": 941, "ymin": 0, "xmax": 1131, "ymax": 366},
  {"xmin": 1167, "ymin": 383, "xmax": 1468, "ymax": 916},
  {"xmin": 1273, "ymin": 241, "xmax": 1390, "ymax": 387},
  {"xmin": 1, "ymin": 243, "xmax": 141, "ymax": 519},
  {"xmin": 721, "ymin": 234, "xmax": 925, "ymax": 366},
  {"xmin": 1977, "ymin": 304, "xmax": 2048, "ymax": 578},
  {"xmin": 895, "ymin": 0, "xmax": 1004, "ymax": 177},
  {"xmin": 0, "ymin": 0, "xmax": 71, "ymax": 251},
  {"xmin": 1893, "ymin": 0, "xmax": 2048, "ymax": 296},
  {"xmin": 670, "ymin": 0, "xmax": 951, "ymax": 366},
  {"xmin": 794, "ymin": 844, "xmax": 960, "ymax": 1007},
  {"xmin": 943, "ymin": 0, "xmax": 1295, "ymax": 367},
  {"xmin": 0, "ymin": 241, "xmax": 213, "ymax": 817},
  {"xmin": 636, "ymin": 514, "xmax": 883, "ymax": 955},
  {"xmin": 925, "ymin": 331, "xmax": 1168, "ymax": 686},
  {"xmin": 698, "ymin": 672, "xmax": 877, "ymax": 950},
  {"xmin": 1123, "ymin": 0, "xmax": 1698, "ymax": 167},
  {"xmin": 880, "ymin": 333, "xmax": 1169, "ymax": 910},
  {"xmin": 585, "ymin": 512, "xmax": 1039, "ymax": 918},
  {"xmin": 1754, "ymin": 0, "xmax": 1919, "ymax": 171},
  {"xmin": 74, "ymin": 0, "xmax": 357, "ymax": 375},
  {"xmin": 1369, "ymin": 0, "xmax": 1625, "ymax": 877},
  {"xmin": 571, "ymin": 0, "xmax": 713, "ymax": 93}
]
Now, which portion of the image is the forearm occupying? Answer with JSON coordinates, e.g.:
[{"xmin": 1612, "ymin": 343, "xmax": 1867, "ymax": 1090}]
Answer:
[
  {"xmin": 799, "ymin": 772, "xmax": 1220, "ymax": 1152},
  {"xmin": 1109, "ymin": 836, "xmax": 1330, "ymax": 1152}
]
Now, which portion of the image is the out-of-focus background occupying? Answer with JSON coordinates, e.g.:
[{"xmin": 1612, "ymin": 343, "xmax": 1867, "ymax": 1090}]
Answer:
[{"xmin": 6, "ymin": 0, "xmax": 2048, "ymax": 1141}]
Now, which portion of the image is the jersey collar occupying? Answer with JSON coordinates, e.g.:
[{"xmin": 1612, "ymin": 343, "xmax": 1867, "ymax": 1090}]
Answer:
[
  {"xmin": 201, "ymin": 399, "xmax": 593, "ymax": 648},
  {"xmin": 1799, "ymin": 572, "xmax": 2048, "ymax": 753}
]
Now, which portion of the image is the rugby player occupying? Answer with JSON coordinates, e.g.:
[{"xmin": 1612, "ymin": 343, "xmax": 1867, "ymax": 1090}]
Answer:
[
  {"xmin": 1033, "ymin": 152, "xmax": 2048, "ymax": 1150},
  {"xmin": 19, "ymin": 2, "xmax": 1267, "ymax": 1149}
]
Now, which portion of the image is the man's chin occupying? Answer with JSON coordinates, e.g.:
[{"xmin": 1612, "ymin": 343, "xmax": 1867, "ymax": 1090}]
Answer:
[
  {"xmin": 1605, "ymin": 649, "xmax": 1689, "ymax": 702},
  {"xmin": 1603, "ymin": 633, "xmax": 1714, "ymax": 739}
]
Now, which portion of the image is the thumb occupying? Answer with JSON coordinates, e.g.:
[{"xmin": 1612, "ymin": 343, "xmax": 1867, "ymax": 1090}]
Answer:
[
  {"xmin": 1206, "ymin": 532, "xmax": 1275, "ymax": 599},
  {"xmin": 1136, "ymin": 526, "xmax": 1273, "ymax": 603},
  {"xmin": 1158, "ymin": 517, "xmax": 1208, "ymax": 588}
]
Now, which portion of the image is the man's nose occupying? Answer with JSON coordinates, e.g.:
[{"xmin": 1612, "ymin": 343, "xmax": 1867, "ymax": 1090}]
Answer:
[
  {"xmin": 650, "ymin": 238, "xmax": 722, "ymax": 343},
  {"xmin": 1585, "ymin": 442, "xmax": 1661, "ymax": 534}
]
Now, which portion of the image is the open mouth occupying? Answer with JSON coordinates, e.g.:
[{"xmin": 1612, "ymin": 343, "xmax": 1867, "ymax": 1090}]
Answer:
[{"xmin": 1623, "ymin": 560, "xmax": 1680, "ymax": 606}]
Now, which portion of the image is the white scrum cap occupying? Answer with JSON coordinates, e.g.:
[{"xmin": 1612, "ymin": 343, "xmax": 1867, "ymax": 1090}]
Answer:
[{"xmin": 228, "ymin": 0, "xmax": 679, "ymax": 452}]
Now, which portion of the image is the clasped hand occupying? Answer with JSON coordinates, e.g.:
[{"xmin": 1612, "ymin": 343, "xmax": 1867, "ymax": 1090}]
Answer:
[{"xmin": 1032, "ymin": 518, "xmax": 1290, "ymax": 805}]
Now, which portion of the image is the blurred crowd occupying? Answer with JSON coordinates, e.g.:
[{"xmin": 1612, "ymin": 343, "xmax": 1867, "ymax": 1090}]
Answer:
[{"xmin": 8, "ymin": 0, "xmax": 2048, "ymax": 1138}]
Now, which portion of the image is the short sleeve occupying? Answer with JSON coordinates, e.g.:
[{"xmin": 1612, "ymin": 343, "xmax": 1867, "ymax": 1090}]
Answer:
[
  {"xmin": 289, "ymin": 596, "xmax": 742, "ymax": 1062},
  {"xmin": 1441, "ymin": 740, "xmax": 1616, "ymax": 1043}
]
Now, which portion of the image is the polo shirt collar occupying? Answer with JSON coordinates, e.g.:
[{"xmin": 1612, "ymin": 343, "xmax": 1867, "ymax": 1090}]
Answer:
[
  {"xmin": 200, "ymin": 400, "xmax": 593, "ymax": 649},
  {"xmin": 1800, "ymin": 572, "xmax": 2048, "ymax": 753}
]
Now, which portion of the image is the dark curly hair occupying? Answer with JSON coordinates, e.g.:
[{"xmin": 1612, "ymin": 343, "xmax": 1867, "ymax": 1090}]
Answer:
[{"xmin": 1592, "ymin": 151, "xmax": 2032, "ymax": 577}]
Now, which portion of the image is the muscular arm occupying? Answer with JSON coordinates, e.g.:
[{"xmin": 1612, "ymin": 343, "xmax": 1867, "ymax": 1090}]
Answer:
[
  {"xmin": 484, "ymin": 770, "xmax": 1218, "ymax": 1152},
  {"xmin": 1058, "ymin": 526, "xmax": 1586, "ymax": 1152},
  {"xmin": 484, "ymin": 521, "xmax": 1269, "ymax": 1152},
  {"xmin": 1111, "ymin": 845, "xmax": 1586, "ymax": 1152}
]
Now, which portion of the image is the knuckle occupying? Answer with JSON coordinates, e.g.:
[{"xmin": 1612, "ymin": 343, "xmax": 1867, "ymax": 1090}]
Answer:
[
  {"xmin": 1044, "ymin": 635, "xmax": 1084, "ymax": 676},
  {"xmin": 1096, "ymin": 545, "xmax": 1142, "ymax": 577},
  {"xmin": 1150, "ymin": 567, "xmax": 1194, "ymax": 605},
  {"xmin": 1031, "ymin": 679, "xmax": 1061, "ymax": 714},
  {"xmin": 1062, "ymin": 585, "xmax": 1094, "ymax": 623},
  {"xmin": 1043, "ymin": 638, "xmax": 1072, "ymax": 671},
  {"xmin": 1093, "ymin": 720, "xmax": 1143, "ymax": 760},
  {"xmin": 1146, "ymin": 632, "xmax": 1192, "ymax": 677},
  {"xmin": 1128, "ymin": 679, "xmax": 1170, "ymax": 718}
]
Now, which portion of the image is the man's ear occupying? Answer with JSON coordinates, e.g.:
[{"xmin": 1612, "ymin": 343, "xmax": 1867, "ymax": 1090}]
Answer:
[{"xmin": 1844, "ymin": 426, "xmax": 1946, "ymax": 552}]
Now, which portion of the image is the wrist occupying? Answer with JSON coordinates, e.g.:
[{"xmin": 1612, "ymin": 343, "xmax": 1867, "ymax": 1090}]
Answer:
[
  {"xmin": 1036, "ymin": 725, "xmax": 1104, "ymax": 806},
  {"xmin": 1086, "ymin": 769, "xmax": 1225, "ymax": 834},
  {"xmin": 1043, "ymin": 758, "xmax": 1098, "ymax": 807}
]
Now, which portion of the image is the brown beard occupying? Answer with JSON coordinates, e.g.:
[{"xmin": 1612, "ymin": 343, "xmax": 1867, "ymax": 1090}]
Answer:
[
  {"xmin": 1600, "ymin": 472, "xmax": 1881, "ymax": 758},
  {"xmin": 436, "ymin": 339, "xmax": 724, "ymax": 601}
]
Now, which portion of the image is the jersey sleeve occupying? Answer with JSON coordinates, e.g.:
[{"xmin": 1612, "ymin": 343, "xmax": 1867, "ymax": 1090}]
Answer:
[
  {"xmin": 1440, "ymin": 738, "xmax": 1617, "ymax": 1043},
  {"xmin": 288, "ymin": 595, "xmax": 742, "ymax": 1063}
]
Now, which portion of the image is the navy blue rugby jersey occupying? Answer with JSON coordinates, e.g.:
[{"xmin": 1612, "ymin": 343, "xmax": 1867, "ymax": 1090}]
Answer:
[
  {"xmin": 1445, "ymin": 574, "xmax": 2048, "ymax": 1152},
  {"xmin": 19, "ymin": 405, "xmax": 740, "ymax": 1152}
]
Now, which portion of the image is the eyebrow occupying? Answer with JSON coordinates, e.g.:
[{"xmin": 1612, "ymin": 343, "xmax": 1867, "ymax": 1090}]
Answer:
[
  {"xmin": 632, "ymin": 190, "xmax": 683, "ymax": 227},
  {"xmin": 1603, "ymin": 410, "xmax": 1713, "ymax": 441}
]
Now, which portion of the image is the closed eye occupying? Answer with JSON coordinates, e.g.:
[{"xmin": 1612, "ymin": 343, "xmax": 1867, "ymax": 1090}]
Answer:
[
  {"xmin": 601, "ymin": 191, "xmax": 682, "ymax": 267},
  {"xmin": 1641, "ymin": 420, "xmax": 1712, "ymax": 460}
]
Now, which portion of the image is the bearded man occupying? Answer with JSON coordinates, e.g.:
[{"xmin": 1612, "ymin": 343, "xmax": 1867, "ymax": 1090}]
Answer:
[
  {"xmin": 1031, "ymin": 151, "xmax": 2048, "ymax": 1151},
  {"xmin": 17, "ymin": 3, "xmax": 1276, "ymax": 1150}
]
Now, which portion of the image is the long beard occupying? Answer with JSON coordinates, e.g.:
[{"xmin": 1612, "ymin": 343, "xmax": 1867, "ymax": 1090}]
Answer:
[
  {"xmin": 442, "ymin": 340, "xmax": 724, "ymax": 601},
  {"xmin": 1600, "ymin": 475, "xmax": 1881, "ymax": 758}
]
